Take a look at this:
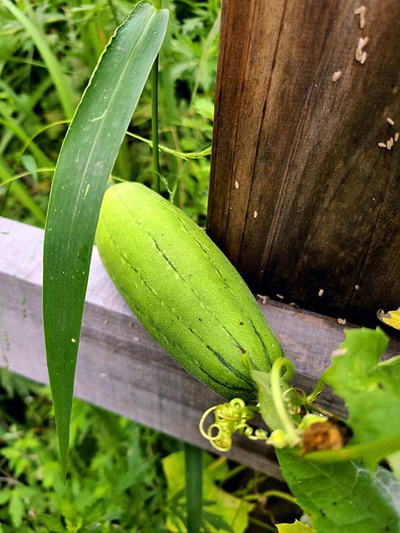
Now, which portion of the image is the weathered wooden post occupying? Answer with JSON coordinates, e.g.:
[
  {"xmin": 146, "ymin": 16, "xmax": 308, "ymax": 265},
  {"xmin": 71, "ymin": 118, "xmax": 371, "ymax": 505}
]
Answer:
[{"xmin": 208, "ymin": 0, "xmax": 400, "ymax": 327}]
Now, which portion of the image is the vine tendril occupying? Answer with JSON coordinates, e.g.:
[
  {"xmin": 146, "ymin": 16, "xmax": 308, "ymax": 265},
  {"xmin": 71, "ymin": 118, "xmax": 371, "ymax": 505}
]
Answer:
[{"xmin": 199, "ymin": 398, "xmax": 268, "ymax": 452}]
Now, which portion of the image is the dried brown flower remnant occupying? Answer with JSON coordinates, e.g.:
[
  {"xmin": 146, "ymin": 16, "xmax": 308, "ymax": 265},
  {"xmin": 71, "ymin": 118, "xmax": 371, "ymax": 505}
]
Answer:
[
  {"xmin": 301, "ymin": 421, "xmax": 344, "ymax": 455},
  {"xmin": 301, "ymin": 419, "xmax": 352, "ymax": 455},
  {"xmin": 354, "ymin": 5, "xmax": 367, "ymax": 29}
]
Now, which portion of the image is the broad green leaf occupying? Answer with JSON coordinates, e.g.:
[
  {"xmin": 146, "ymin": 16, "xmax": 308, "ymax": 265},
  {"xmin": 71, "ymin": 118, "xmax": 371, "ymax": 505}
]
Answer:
[
  {"xmin": 162, "ymin": 451, "xmax": 253, "ymax": 532},
  {"xmin": 9, "ymin": 490, "xmax": 24, "ymax": 529},
  {"xmin": 37, "ymin": 514, "xmax": 66, "ymax": 533},
  {"xmin": 277, "ymin": 522, "xmax": 315, "ymax": 533},
  {"xmin": 378, "ymin": 307, "xmax": 400, "ymax": 331},
  {"xmin": 324, "ymin": 328, "xmax": 400, "ymax": 465},
  {"xmin": 276, "ymin": 449, "xmax": 400, "ymax": 533},
  {"xmin": 43, "ymin": 1, "xmax": 169, "ymax": 479}
]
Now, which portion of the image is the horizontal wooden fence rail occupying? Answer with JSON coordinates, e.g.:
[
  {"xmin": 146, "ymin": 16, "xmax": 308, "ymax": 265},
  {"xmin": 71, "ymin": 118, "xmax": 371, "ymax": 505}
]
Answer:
[{"xmin": 1, "ymin": 216, "xmax": 399, "ymax": 477}]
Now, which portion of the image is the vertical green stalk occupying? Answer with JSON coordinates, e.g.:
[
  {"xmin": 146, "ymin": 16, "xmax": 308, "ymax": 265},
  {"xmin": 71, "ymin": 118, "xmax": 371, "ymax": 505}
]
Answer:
[
  {"xmin": 152, "ymin": 0, "xmax": 162, "ymax": 193},
  {"xmin": 184, "ymin": 442, "xmax": 203, "ymax": 533},
  {"xmin": 151, "ymin": 54, "xmax": 160, "ymax": 193}
]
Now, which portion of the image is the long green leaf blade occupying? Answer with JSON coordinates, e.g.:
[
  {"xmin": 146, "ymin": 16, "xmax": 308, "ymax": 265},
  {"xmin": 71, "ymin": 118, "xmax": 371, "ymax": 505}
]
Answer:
[
  {"xmin": 43, "ymin": 1, "xmax": 169, "ymax": 479},
  {"xmin": 184, "ymin": 442, "xmax": 203, "ymax": 533}
]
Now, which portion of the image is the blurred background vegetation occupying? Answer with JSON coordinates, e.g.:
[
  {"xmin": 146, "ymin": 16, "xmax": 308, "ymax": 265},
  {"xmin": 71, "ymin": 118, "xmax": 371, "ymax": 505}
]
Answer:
[
  {"xmin": 0, "ymin": 0, "xmax": 220, "ymax": 227},
  {"xmin": 0, "ymin": 1, "xmax": 299, "ymax": 530}
]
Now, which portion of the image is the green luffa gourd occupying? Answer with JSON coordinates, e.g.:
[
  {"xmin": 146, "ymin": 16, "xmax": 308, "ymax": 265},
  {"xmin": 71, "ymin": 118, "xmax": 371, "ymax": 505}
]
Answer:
[{"xmin": 96, "ymin": 182, "xmax": 283, "ymax": 401}]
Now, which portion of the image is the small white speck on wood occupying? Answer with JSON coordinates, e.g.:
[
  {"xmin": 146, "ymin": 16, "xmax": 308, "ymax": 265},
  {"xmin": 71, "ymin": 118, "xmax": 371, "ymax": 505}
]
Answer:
[
  {"xmin": 355, "ymin": 284, "xmax": 360, "ymax": 290},
  {"xmin": 337, "ymin": 318, "xmax": 347, "ymax": 325},
  {"xmin": 234, "ymin": 181, "xmax": 239, "ymax": 189},
  {"xmin": 355, "ymin": 37, "xmax": 369, "ymax": 63},
  {"xmin": 332, "ymin": 348, "xmax": 348, "ymax": 357},
  {"xmin": 354, "ymin": 6, "xmax": 366, "ymax": 29},
  {"xmin": 378, "ymin": 142, "xmax": 387, "ymax": 148},
  {"xmin": 254, "ymin": 211, "xmax": 258, "ymax": 219},
  {"xmin": 387, "ymin": 117, "xmax": 395, "ymax": 126},
  {"xmin": 395, "ymin": 132, "xmax": 399, "ymax": 142},
  {"xmin": 332, "ymin": 71, "xmax": 342, "ymax": 82},
  {"xmin": 256, "ymin": 294, "xmax": 269, "ymax": 305},
  {"xmin": 387, "ymin": 138, "xmax": 394, "ymax": 150},
  {"xmin": 318, "ymin": 289, "xmax": 324, "ymax": 297},
  {"xmin": 276, "ymin": 294, "xmax": 284, "ymax": 300}
]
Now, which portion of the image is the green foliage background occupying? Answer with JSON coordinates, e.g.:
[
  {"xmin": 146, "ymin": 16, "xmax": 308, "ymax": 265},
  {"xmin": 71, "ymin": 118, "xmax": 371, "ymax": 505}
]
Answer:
[
  {"xmin": 0, "ymin": 369, "xmax": 180, "ymax": 531},
  {"xmin": 0, "ymin": 0, "xmax": 219, "ymax": 226}
]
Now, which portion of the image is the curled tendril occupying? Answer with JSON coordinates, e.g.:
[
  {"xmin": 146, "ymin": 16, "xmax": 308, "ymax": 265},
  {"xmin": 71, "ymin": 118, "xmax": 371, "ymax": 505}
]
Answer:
[
  {"xmin": 281, "ymin": 387, "xmax": 303, "ymax": 415},
  {"xmin": 199, "ymin": 398, "xmax": 268, "ymax": 452}
]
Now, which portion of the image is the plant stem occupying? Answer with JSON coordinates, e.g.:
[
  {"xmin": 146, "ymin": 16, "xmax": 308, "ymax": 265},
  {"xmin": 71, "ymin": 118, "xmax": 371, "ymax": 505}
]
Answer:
[
  {"xmin": 151, "ymin": 54, "xmax": 160, "ymax": 193},
  {"xmin": 248, "ymin": 517, "xmax": 277, "ymax": 532},
  {"xmin": 271, "ymin": 358, "xmax": 299, "ymax": 445},
  {"xmin": 306, "ymin": 374, "xmax": 327, "ymax": 403},
  {"xmin": 184, "ymin": 442, "xmax": 203, "ymax": 533},
  {"xmin": 245, "ymin": 489, "xmax": 299, "ymax": 506},
  {"xmin": 154, "ymin": 0, "xmax": 162, "ymax": 8},
  {"xmin": 305, "ymin": 433, "xmax": 400, "ymax": 463}
]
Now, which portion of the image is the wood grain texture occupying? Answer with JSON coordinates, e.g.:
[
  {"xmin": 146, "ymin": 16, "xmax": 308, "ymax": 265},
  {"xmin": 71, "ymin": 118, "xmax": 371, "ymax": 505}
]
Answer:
[
  {"xmin": 207, "ymin": 0, "xmax": 400, "ymax": 327},
  {"xmin": 1, "ymin": 217, "xmax": 400, "ymax": 477}
]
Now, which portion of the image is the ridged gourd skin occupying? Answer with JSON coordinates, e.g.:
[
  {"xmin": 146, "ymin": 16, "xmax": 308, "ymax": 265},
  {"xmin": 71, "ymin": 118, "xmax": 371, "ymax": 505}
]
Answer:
[{"xmin": 96, "ymin": 182, "xmax": 283, "ymax": 402}]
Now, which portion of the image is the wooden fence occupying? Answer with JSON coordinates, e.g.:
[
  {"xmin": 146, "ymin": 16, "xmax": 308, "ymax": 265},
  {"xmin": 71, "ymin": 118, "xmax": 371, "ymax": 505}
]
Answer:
[
  {"xmin": 1, "ymin": 0, "xmax": 400, "ymax": 477},
  {"xmin": 208, "ymin": 0, "xmax": 400, "ymax": 327}
]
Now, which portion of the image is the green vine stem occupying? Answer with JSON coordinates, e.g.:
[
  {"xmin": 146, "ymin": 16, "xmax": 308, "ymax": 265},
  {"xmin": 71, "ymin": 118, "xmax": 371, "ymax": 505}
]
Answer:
[
  {"xmin": 270, "ymin": 358, "xmax": 300, "ymax": 446},
  {"xmin": 244, "ymin": 489, "xmax": 299, "ymax": 507},
  {"xmin": 304, "ymin": 433, "xmax": 400, "ymax": 463}
]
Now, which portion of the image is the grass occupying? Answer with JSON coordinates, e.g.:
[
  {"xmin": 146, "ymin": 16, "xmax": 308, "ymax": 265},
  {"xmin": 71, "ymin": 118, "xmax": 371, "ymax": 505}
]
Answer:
[{"xmin": 0, "ymin": 0, "xmax": 219, "ymax": 227}]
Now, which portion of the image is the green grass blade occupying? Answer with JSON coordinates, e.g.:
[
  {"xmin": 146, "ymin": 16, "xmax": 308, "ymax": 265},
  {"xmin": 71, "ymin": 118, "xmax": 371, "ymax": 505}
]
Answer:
[
  {"xmin": 0, "ymin": 156, "xmax": 46, "ymax": 225},
  {"xmin": 126, "ymin": 131, "xmax": 211, "ymax": 160},
  {"xmin": 43, "ymin": 1, "xmax": 169, "ymax": 480},
  {"xmin": 184, "ymin": 442, "xmax": 203, "ymax": 533},
  {"xmin": 0, "ymin": 115, "xmax": 53, "ymax": 168},
  {"xmin": 1, "ymin": 0, "xmax": 75, "ymax": 119}
]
